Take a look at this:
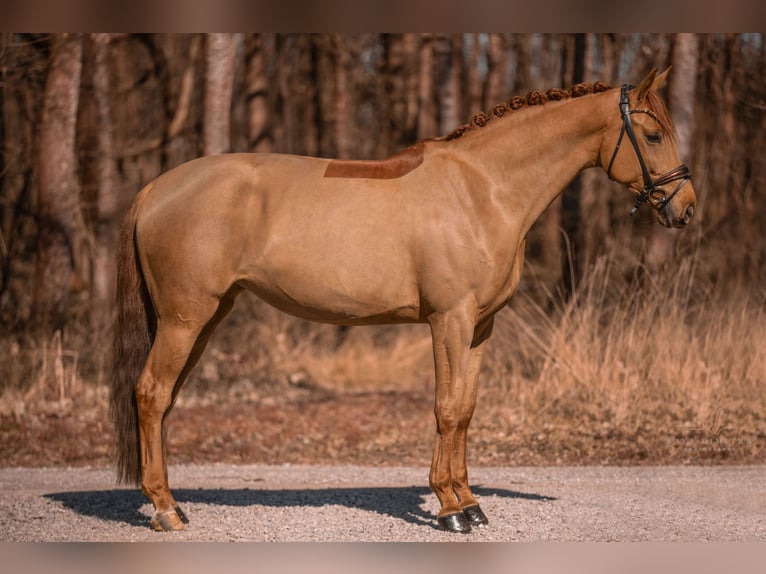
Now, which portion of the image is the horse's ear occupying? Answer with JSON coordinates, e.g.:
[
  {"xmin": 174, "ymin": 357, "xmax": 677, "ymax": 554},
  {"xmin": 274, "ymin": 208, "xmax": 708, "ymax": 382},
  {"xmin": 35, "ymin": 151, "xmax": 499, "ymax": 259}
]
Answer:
[
  {"xmin": 652, "ymin": 67, "xmax": 672, "ymax": 91},
  {"xmin": 635, "ymin": 68, "xmax": 658, "ymax": 102}
]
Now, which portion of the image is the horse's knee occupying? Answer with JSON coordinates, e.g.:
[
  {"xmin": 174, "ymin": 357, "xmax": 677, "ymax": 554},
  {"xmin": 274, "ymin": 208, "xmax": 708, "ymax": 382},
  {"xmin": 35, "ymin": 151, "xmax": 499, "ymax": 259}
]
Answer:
[{"xmin": 434, "ymin": 403, "xmax": 458, "ymax": 431}]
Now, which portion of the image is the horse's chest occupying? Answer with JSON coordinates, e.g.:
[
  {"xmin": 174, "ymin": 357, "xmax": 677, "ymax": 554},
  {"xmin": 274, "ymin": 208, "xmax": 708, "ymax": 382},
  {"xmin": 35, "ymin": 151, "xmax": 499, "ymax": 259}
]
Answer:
[{"xmin": 482, "ymin": 238, "xmax": 527, "ymax": 312}]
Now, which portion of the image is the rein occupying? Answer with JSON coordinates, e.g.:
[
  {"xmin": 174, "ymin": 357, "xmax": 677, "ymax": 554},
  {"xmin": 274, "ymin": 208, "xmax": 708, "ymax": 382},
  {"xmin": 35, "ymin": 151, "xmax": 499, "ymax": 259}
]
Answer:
[{"xmin": 606, "ymin": 84, "xmax": 691, "ymax": 216}]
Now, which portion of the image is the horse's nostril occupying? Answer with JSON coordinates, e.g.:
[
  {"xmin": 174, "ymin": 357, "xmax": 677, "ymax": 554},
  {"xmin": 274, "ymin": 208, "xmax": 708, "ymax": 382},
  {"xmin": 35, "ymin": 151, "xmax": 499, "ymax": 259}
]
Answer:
[{"xmin": 683, "ymin": 204, "xmax": 695, "ymax": 224}]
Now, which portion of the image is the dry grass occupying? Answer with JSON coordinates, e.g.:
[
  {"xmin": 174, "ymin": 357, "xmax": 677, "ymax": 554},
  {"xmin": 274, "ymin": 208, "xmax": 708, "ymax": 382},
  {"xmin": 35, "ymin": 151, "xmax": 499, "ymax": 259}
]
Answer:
[
  {"xmin": 483, "ymin": 255, "xmax": 765, "ymax": 439},
  {"xmin": 179, "ymin": 302, "xmax": 435, "ymax": 403},
  {"xmin": 0, "ymin": 330, "xmax": 87, "ymax": 418}
]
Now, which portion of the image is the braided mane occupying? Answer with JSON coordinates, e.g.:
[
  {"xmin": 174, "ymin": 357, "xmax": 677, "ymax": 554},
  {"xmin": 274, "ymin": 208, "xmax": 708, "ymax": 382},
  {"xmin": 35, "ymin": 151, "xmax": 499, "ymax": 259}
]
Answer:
[{"xmin": 438, "ymin": 81, "xmax": 613, "ymax": 142}]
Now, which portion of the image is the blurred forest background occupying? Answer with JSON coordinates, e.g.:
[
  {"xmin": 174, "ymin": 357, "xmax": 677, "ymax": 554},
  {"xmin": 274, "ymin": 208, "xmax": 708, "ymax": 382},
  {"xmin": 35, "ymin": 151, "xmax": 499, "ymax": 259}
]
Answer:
[{"xmin": 1, "ymin": 34, "xmax": 765, "ymax": 466}]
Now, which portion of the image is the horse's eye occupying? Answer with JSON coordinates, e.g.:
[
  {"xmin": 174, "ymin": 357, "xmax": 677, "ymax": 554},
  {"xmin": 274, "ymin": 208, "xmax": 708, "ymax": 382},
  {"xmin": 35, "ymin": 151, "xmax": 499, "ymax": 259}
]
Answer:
[{"xmin": 646, "ymin": 132, "xmax": 663, "ymax": 145}]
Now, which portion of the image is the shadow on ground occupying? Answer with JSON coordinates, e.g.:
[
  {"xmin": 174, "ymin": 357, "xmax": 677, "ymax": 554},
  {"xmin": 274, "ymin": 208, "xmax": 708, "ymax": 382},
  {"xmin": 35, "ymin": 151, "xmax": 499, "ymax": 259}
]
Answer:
[{"xmin": 45, "ymin": 485, "xmax": 556, "ymax": 530}]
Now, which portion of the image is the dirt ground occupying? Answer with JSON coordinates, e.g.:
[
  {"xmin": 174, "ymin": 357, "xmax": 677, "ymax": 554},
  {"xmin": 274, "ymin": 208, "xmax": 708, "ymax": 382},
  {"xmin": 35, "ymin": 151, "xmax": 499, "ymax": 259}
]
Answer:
[{"xmin": 1, "ymin": 379, "xmax": 761, "ymax": 471}]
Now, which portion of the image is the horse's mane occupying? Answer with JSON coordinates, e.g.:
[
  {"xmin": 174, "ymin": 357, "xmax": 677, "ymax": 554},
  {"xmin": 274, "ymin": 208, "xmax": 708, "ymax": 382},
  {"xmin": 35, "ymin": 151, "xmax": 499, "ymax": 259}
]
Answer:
[{"xmin": 435, "ymin": 80, "xmax": 679, "ymax": 144}]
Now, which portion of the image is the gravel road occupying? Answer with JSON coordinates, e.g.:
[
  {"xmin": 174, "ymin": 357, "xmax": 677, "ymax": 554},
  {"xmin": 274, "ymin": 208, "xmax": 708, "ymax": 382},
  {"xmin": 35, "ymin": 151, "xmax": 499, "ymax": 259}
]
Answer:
[{"xmin": 1, "ymin": 464, "xmax": 764, "ymax": 542}]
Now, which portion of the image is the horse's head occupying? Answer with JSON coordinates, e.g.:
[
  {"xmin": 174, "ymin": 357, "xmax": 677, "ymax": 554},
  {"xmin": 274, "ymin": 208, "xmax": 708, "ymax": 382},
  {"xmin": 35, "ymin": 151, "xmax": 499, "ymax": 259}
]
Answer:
[{"xmin": 601, "ymin": 68, "xmax": 697, "ymax": 228}]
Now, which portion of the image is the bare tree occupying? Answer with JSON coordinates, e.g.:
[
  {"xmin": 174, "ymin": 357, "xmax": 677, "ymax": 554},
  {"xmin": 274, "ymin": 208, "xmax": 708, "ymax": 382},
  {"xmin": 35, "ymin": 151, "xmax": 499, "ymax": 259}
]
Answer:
[
  {"xmin": 512, "ymin": 34, "xmax": 533, "ymax": 94},
  {"xmin": 577, "ymin": 34, "xmax": 610, "ymax": 273},
  {"xmin": 645, "ymin": 33, "xmax": 699, "ymax": 271},
  {"xmin": 376, "ymin": 33, "xmax": 419, "ymax": 157},
  {"xmin": 435, "ymin": 34, "xmax": 462, "ymax": 135},
  {"xmin": 246, "ymin": 34, "xmax": 272, "ymax": 153},
  {"xmin": 0, "ymin": 34, "xmax": 37, "ymax": 322},
  {"xmin": 484, "ymin": 33, "xmax": 507, "ymax": 109},
  {"xmin": 88, "ymin": 33, "xmax": 120, "ymax": 333},
  {"xmin": 333, "ymin": 34, "xmax": 352, "ymax": 159},
  {"xmin": 559, "ymin": 34, "xmax": 587, "ymax": 297},
  {"xmin": 204, "ymin": 33, "xmax": 238, "ymax": 156},
  {"xmin": 166, "ymin": 35, "xmax": 202, "ymax": 164},
  {"xmin": 272, "ymin": 35, "xmax": 318, "ymax": 156},
  {"xmin": 417, "ymin": 34, "xmax": 438, "ymax": 139},
  {"xmin": 32, "ymin": 34, "xmax": 88, "ymax": 333},
  {"xmin": 465, "ymin": 34, "xmax": 484, "ymax": 115}
]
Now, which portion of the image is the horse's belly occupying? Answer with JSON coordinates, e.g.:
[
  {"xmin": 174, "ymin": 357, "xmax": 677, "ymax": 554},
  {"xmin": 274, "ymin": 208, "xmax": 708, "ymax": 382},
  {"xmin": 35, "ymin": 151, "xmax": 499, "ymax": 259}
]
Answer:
[{"xmin": 238, "ymin": 263, "xmax": 422, "ymax": 325}]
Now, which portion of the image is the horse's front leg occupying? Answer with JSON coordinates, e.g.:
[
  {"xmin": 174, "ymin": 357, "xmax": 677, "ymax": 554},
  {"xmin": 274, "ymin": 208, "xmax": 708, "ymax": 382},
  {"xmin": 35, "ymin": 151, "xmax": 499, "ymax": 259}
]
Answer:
[
  {"xmin": 427, "ymin": 305, "xmax": 489, "ymax": 533},
  {"xmin": 451, "ymin": 316, "xmax": 494, "ymax": 528}
]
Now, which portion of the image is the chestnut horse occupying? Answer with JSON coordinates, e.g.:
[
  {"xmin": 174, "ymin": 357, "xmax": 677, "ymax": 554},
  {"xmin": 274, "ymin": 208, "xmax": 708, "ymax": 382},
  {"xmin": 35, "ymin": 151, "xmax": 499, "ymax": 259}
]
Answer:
[{"xmin": 111, "ymin": 69, "xmax": 696, "ymax": 533}]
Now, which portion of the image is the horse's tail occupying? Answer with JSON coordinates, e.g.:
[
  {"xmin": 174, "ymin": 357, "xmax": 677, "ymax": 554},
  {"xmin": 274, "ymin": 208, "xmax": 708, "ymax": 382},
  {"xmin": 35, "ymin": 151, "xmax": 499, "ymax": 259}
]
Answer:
[{"xmin": 110, "ymin": 185, "xmax": 154, "ymax": 485}]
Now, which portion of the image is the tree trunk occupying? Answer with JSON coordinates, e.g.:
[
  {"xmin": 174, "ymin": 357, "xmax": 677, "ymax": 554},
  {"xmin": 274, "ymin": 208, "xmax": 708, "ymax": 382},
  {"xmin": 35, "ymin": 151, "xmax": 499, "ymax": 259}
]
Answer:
[
  {"xmin": 166, "ymin": 35, "xmax": 202, "ymax": 164},
  {"xmin": 298, "ymin": 36, "xmax": 318, "ymax": 158},
  {"xmin": 466, "ymin": 34, "xmax": 483, "ymax": 115},
  {"xmin": 246, "ymin": 34, "xmax": 272, "ymax": 153},
  {"xmin": 376, "ymin": 33, "xmax": 419, "ymax": 157},
  {"xmin": 0, "ymin": 35, "xmax": 31, "ymax": 301},
  {"xmin": 313, "ymin": 35, "xmax": 336, "ymax": 158},
  {"xmin": 333, "ymin": 34, "xmax": 352, "ymax": 159},
  {"xmin": 560, "ymin": 33, "xmax": 587, "ymax": 297},
  {"xmin": 645, "ymin": 33, "xmax": 699, "ymax": 272},
  {"xmin": 575, "ymin": 34, "xmax": 608, "ymax": 273},
  {"xmin": 512, "ymin": 34, "xmax": 533, "ymax": 94},
  {"xmin": 32, "ymin": 34, "xmax": 86, "ymax": 333},
  {"xmin": 203, "ymin": 33, "xmax": 238, "ymax": 156},
  {"xmin": 274, "ymin": 35, "xmax": 318, "ymax": 156},
  {"xmin": 435, "ymin": 34, "xmax": 461, "ymax": 134},
  {"xmin": 90, "ymin": 33, "xmax": 120, "ymax": 333},
  {"xmin": 417, "ymin": 34, "xmax": 437, "ymax": 139},
  {"xmin": 485, "ymin": 33, "xmax": 507, "ymax": 109}
]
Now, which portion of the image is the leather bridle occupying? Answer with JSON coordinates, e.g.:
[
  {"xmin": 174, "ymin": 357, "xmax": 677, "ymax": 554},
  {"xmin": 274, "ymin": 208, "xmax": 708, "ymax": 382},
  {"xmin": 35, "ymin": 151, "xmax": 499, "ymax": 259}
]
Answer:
[{"xmin": 606, "ymin": 84, "xmax": 691, "ymax": 217}]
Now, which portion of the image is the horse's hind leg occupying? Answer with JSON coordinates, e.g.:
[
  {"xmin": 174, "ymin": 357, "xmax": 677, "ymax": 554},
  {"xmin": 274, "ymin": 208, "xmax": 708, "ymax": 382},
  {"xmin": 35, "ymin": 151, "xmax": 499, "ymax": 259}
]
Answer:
[{"xmin": 136, "ymin": 293, "xmax": 236, "ymax": 531}]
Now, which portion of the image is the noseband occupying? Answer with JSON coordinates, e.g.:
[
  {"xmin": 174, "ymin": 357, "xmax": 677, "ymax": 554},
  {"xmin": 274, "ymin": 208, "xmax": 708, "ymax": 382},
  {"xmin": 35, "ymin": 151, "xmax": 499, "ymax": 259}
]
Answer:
[{"xmin": 606, "ymin": 84, "xmax": 691, "ymax": 216}]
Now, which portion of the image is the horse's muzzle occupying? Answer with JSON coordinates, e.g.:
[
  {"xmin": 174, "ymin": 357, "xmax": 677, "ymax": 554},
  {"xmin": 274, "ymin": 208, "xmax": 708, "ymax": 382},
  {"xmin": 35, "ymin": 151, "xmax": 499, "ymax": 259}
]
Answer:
[{"xmin": 660, "ymin": 201, "xmax": 695, "ymax": 228}]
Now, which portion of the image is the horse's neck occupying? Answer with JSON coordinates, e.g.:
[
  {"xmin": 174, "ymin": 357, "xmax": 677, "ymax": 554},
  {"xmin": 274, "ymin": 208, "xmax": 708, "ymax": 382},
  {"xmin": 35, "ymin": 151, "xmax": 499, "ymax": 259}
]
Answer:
[{"xmin": 451, "ymin": 91, "xmax": 614, "ymax": 235}]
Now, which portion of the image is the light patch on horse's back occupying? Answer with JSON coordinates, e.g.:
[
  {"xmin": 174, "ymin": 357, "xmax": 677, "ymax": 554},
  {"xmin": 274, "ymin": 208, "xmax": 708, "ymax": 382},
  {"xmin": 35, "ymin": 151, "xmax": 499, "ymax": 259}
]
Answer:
[{"xmin": 323, "ymin": 143, "xmax": 424, "ymax": 179}]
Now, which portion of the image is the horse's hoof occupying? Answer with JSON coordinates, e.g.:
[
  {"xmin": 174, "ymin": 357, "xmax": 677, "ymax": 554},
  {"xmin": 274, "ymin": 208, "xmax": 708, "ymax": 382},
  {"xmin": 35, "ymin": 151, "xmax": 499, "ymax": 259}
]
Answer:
[
  {"xmin": 462, "ymin": 504, "xmax": 489, "ymax": 526},
  {"xmin": 150, "ymin": 509, "xmax": 186, "ymax": 532},
  {"xmin": 438, "ymin": 511, "xmax": 472, "ymax": 533},
  {"xmin": 174, "ymin": 505, "xmax": 190, "ymax": 524}
]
